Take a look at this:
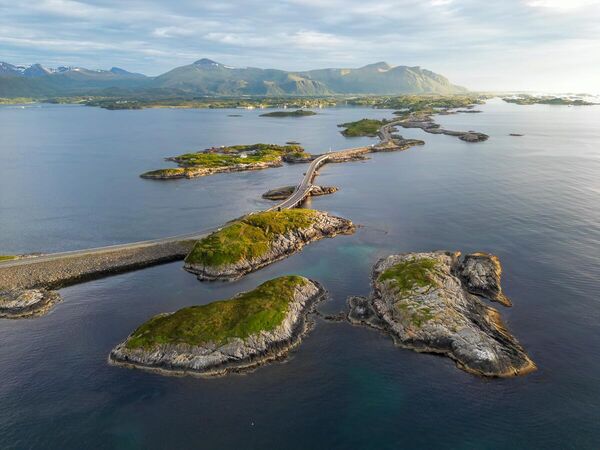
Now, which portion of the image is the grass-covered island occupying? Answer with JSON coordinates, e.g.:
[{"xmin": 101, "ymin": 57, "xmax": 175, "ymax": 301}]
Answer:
[
  {"xmin": 109, "ymin": 275, "xmax": 327, "ymax": 376},
  {"xmin": 338, "ymin": 118, "xmax": 387, "ymax": 137},
  {"xmin": 184, "ymin": 209, "xmax": 354, "ymax": 280},
  {"xmin": 260, "ymin": 109, "xmax": 317, "ymax": 117},
  {"xmin": 141, "ymin": 143, "xmax": 311, "ymax": 179},
  {"xmin": 348, "ymin": 251, "xmax": 536, "ymax": 377},
  {"xmin": 503, "ymin": 95, "xmax": 597, "ymax": 106}
]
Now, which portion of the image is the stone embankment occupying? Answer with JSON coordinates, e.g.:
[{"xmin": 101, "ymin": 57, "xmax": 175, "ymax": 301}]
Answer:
[{"xmin": 0, "ymin": 238, "xmax": 198, "ymax": 318}]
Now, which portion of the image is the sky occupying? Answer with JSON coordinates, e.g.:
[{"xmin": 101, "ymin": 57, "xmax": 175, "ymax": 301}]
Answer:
[{"xmin": 1, "ymin": 0, "xmax": 599, "ymax": 93}]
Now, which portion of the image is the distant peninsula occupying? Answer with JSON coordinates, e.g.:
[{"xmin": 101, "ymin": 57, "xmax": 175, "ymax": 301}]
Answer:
[{"xmin": 503, "ymin": 95, "xmax": 597, "ymax": 106}]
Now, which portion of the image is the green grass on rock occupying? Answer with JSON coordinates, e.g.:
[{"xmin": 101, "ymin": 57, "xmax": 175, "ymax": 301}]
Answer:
[
  {"xmin": 125, "ymin": 275, "xmax": 309, "ymax": 349},
  {"xmin": 379, "ymin": 257, "xmax": 440, "ymax": 327},
  {"xmin": 185, "ymin": 209, "xmax": 319, "ymax": 267}
]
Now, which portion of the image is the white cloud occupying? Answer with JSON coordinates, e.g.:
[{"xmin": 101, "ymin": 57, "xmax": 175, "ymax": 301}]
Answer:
[{"xmin": 525, "ymin": 0, "xmax": 600, "ymax": 10}]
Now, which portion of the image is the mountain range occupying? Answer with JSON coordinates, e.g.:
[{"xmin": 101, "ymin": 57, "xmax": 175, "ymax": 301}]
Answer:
[{"xmin": 0, "ymin": 58, "xmax": 466, "ymax": 97}]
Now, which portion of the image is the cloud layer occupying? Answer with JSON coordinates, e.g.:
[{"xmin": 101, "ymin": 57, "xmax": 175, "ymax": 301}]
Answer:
[{"xmin": 1, "ymin": 0, "xmax": 599, "ymax": 92}]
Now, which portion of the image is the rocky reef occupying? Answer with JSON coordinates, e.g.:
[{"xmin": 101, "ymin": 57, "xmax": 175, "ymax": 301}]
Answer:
[
  {"xmin": 109, "ymin": 276, "xmax": 326, "ymax": 376},
  {"xmin": 348, "ymin": 251, "xmax": 535, "ymax": 377},
  {"xmin": 262, "ymin": 185, "xmax": 338, "ymax": 201},
  {"xmin": 0, "ymin": 288, "xmax": 62, "ymax": 319},
  {"xmin": 184, "ymin": 209, "xmax": 354, "ymax": 281}
]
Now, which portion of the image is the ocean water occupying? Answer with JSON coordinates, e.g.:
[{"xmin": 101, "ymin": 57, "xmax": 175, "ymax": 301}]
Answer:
[{"xmin": 0, "ymin": 100, "xmax": 599, "ymax": 449}]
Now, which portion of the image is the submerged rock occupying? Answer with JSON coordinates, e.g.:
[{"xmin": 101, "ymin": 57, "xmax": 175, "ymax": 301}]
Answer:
[
  {"xmin": 109, "ymin": 276, "xmax": 326, "ymax": 377},
  {"xmin": 349, "ymin": 251, "xmax": 535, "ymax": 377},
  {"xmin": 0, "ymin": 288, "xmax": 62, "ymax": 319}
]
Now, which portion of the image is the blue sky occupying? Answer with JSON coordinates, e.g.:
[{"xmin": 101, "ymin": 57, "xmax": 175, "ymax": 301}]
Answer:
[{"xmin": 1, "ymin": 0, "xmax": 599, "ymax": 92}]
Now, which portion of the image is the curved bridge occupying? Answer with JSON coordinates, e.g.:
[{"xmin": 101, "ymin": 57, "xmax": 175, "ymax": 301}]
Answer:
[{"xmin": 0, "ymin": 121, "xmax": 400, "ymax": 291}]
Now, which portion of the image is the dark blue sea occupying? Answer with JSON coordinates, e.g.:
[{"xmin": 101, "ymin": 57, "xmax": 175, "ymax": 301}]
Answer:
[{"xmin": 1, "ymin": 100, "xmax": 599, "ymax": 449}]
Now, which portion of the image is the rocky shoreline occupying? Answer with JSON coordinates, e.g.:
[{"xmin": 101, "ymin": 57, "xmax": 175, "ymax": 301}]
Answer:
[
  {"xmin": 348, "ymin": 251, "xmax": 535, "ymax": 377},
  {"xmin": 184, "ymin": 211, "xmax": 355, "ymax": 281},
  {"xmin": 0, "ymin": 288, "xmax": 62, "ymax": 319},
  {"xmin": 141, "ymin": 160, "xmax": 283, "ymax": 179},
  {"xmin": 109, "ymin": 277, "xmax": 327, "ymax": 377},
  {"xmin": 262, "ymin": 185, "xmax": 338, "ymax": 201}
]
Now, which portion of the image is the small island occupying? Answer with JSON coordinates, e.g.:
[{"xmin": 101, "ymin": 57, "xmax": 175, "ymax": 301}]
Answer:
[
  {"xmin": 109, "ymin": 275, "xmax": 327, "ymax": 377},
  {"xmin": 0, "ymin": 288, "xmax": 62, "ymax": 319},
  {"xmin": 338, "ymin": 119, "xmax": 387, "ymax": 137},
  {"xmin": 260, "ymin": 109, "xmax": 317, "ymax": 117},
  {"xmin": 141, "ymin": 143, "xmax": 309, "ymax": 179},
  {"xmin": 184, "ymin": 209, "xmax": 354, "ymax": 280},
  {"xmin": 262, "ymin": 185, "xmax": 338, "ymax": 201},
  {"xmin": 348, "ymin": 251, "xmax": 536, "ymax": 377}
]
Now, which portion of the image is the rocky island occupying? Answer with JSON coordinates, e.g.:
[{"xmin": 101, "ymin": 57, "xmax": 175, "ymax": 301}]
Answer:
[
  {"xmin": 184, "ymin": 209, "xmax": 354, "ymax": 281},
  {"xmin": 262, "ymin": 185, "xmax": 338, "ymax": 201},
  {"xmin": 140, "ymin": 143, "xmax": 307, "ymax": 179},
  {"xmin": 338, "ymin": 118, "xmax": 387, "ymax": 137},
  {"xmin": 348, "ymin": 251, "xmax": 535, "ymax": 377},
  {"xmin": 109, "ymin": 275, "xmax": 327, "ymax": 376},
  {"xmin": 396, "ymin": 112, "xmax": 489, "ymax": 142},
  {"xmin": 0, "ymin": 288, "xmax": 62, "ymax": 319},
  {"xmin": 260, "ymin": 109, "xmax": 317, "ymax": 117}
]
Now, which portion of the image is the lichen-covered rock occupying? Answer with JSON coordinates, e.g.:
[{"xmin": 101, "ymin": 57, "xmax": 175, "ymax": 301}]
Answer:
[
  {"xmin": 349, "ymin": 251, "xmax": 535, "ymax": 377},
  {"xmin": 109, "ymin": 276, "xmax": 326, "ymax": 377},
  {"xmin": 0, "ymin": 289, "xmax": 62, "ymax": 319}
]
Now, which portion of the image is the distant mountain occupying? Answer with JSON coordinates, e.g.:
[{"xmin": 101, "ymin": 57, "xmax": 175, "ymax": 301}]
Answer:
[
  {"xmin": 0, "ymin": 62, "xmax": 149, "ymax": 97},
  {"xmin": 0, "ymin": 59, "xmax": 466, "ymax": 98},
  {"xmin": 151, "ymin": 59, "xmax": 332, "ymax": 96}
]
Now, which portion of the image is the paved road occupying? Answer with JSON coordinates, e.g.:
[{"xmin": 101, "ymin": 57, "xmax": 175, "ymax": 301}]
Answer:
[{"xmin": 0, "ymin": 120, "xmax": 401, "ymax": 288}]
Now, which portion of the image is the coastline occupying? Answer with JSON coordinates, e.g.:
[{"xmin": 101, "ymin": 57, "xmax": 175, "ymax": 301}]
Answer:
[{"xmin": 109, "ymin": 279, "xmax": 328, "ymax": 377}]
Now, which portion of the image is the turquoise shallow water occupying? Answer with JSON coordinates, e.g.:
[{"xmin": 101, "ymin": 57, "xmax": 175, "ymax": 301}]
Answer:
[{"xmin": 1, "ymin": 100, "xmax": 599, "ymax": 449}]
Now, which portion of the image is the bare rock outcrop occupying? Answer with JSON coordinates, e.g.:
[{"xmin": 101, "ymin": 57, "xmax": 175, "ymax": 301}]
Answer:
[
  {"xmin": 349, "ymin": 251, "xmax": 535, "ymax": 377},
  {"xmin": 0, "ymin": 289, "xmax": 62, "ymax": 319}
]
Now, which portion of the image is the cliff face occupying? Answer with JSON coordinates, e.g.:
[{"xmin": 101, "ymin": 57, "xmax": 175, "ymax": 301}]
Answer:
[
  {"xmin": 110, "ymin": 277, "xmax": 326, "ymax": 376},
  {"xmin": 349, "ymin": 251, "xmax": 536, "ymax": 377}
]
